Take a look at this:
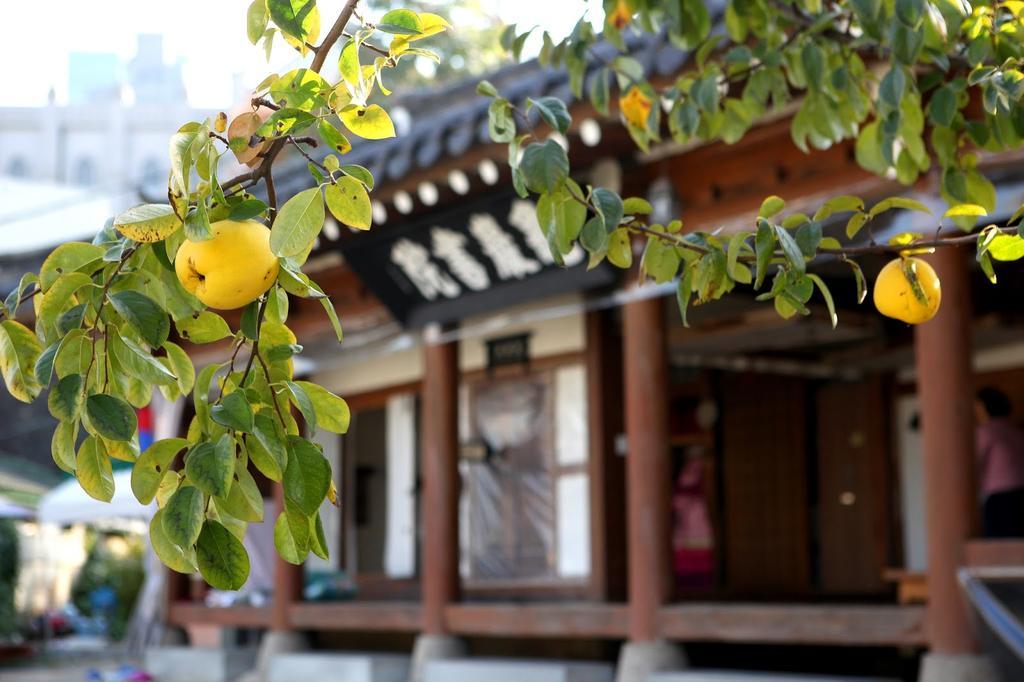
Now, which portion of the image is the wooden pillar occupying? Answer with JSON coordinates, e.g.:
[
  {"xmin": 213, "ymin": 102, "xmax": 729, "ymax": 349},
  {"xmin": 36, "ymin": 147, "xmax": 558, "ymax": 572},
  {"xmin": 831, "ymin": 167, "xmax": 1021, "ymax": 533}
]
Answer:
[
  {"xmin": 420, "ymin": 330, "xmax": 460, "ymax": 635},
  {"xmin": 622, "ymin": 295, "xmax": 672, "ymax": 641},
  {"xmin": 914, "ymin": 247, "xmax": 978, "ymax": 654},
  {"xmin": 270, "ymin": 484, "xmax": 302, "ymax": 631}
]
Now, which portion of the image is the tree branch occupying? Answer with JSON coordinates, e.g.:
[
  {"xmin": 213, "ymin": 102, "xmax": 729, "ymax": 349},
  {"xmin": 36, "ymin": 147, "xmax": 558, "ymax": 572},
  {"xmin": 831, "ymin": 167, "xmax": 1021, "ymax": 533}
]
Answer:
[{"xmin": 220, "ymin": 0, "xmax": 361, "ymax": 194}]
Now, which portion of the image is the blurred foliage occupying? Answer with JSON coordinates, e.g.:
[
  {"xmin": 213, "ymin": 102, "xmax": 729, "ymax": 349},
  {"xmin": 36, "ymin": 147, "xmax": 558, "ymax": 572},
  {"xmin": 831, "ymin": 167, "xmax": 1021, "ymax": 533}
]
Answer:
[
  {"xmin": 71, "ymin": 531, "xmax": 145, "ymax": 641},
  {"xmin": 0, "ymin": 520, "xmax": 19, "ymax": 638}
]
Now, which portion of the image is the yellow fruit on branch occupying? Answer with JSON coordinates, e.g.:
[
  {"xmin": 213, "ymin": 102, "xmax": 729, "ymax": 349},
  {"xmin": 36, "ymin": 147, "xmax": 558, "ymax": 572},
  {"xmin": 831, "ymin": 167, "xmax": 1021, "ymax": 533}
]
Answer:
[
  {"xmin": 873, "ymin": 256, "xmax": 941, "ymax": 324},
  {"xmin": 175, "ymin": 219, "xmax": 279, "ymax": 311}
]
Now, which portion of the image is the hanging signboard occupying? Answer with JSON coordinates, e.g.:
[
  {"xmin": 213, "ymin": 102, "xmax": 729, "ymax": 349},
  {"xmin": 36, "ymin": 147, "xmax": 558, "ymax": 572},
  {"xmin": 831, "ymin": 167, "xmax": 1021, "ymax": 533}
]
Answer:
[{"xmin": 337, "ymin": 193, "xmax": 618, "ymax": 327}]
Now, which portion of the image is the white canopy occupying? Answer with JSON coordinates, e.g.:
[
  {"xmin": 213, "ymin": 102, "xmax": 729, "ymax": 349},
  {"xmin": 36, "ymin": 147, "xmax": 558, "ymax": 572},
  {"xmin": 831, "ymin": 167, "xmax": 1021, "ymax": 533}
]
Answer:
[{"xmin": 38, "ymin": 470, "xmax": 153, "ymax": 525}]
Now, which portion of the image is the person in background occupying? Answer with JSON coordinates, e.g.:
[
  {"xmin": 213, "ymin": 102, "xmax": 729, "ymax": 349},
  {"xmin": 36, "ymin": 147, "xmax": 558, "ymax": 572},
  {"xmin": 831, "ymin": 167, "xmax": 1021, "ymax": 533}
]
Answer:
[{"xmin": 976, "ymin": 387, "xmax": 1024, "ymax": 537}]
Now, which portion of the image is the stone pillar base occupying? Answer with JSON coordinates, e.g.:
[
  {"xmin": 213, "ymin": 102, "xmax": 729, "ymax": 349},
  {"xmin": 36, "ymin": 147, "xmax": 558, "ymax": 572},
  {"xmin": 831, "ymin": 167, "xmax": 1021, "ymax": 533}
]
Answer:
[
  {"xmin": 918, "ymin": 653, "xmax": 1001, "ymax": 682},
  {"xmin": 411, "ymin": 634, "xmax": 468, "ymax": 682},
  {"xmin": 615, "ymin": 640, "xmax": 687, "ymax": 682},
  {"xmin": 239, "ymin": 630, "xmax": 310, "ymax": 682}
]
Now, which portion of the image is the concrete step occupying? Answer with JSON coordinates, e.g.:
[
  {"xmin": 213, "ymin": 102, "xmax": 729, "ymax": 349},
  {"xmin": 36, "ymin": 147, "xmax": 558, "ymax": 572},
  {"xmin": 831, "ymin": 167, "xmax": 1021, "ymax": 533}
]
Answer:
[
  {"xmin": 145, "ymin": 646, "xmax": 256, "ymax": 682},
  {"xmin": 424, "ymin": 659, "xmax": 614, "ymax": 682},
  {"xmin": 649, "ymin": 672, "xmax": 899, "ymax": 682},
  {"xmin": 268, "ymin": 652, "xmax": 410, "ymax": 682}
]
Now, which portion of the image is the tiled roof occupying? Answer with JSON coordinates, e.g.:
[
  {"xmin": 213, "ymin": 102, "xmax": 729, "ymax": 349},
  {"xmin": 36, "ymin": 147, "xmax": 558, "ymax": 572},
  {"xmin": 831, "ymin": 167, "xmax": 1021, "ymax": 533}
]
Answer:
[{"xmin": 274, "ymin": 28, "xmax": 697, "ymax": 203}]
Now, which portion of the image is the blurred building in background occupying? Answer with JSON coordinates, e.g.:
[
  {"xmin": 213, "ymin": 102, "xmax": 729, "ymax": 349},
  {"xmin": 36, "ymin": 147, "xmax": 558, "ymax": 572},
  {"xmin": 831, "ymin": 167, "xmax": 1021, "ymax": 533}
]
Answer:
[{"xmin": 147, "ymin": 31, "xmax": 1024, "ymax": 682}]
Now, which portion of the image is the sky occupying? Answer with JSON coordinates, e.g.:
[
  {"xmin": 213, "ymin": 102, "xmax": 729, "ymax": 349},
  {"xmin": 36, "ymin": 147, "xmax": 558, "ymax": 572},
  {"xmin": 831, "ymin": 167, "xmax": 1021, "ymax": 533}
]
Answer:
[{"xmin": 0, "ymin": 0, "xmax": 601, "ymax": 109}]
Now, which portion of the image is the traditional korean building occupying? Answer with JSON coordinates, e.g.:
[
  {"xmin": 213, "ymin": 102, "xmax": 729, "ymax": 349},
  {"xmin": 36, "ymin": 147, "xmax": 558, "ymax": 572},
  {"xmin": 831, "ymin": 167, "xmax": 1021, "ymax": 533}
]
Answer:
[{"xmin": 159, "ymin": 32, "xmax": 1024, "ymax": 682}]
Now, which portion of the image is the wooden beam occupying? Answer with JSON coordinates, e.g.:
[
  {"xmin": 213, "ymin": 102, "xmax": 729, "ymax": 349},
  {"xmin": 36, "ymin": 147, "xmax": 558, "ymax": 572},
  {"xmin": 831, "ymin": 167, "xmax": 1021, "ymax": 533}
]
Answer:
[
  {"xmin": 913, "ymin": 248, "xmax": 980, "ymax": 654},
  {"xmin": 167, "ymin": 604, "xmax": 271, "ymax": 628},
  {"xmin": 658, "ymin": 604, "xmax": 927, "ymax": 647},
  {"xmin": 289, "ymin": 602, "xmax": 422, "ymax": 632},
  {"xmin": 965, "ymin": 539, "xmax": 1024, "ymax": 567},
  {"xmin": 445, "ymin": 603, "xmax": 628, "ymax": 639},
  {"xmin": 420, "ymin": 329, "xmax": 460, "ymax": 635}
]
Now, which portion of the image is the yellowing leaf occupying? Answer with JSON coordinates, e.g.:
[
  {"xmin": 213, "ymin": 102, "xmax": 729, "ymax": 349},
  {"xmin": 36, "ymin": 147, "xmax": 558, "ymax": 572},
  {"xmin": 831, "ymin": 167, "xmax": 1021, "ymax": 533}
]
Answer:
[
  {"xmin": 943, "ymin": 203, "xmax": 987, "ymax": 218},
  {"xmin": 340, "ymin": 105, "xmax": 396, "ymax": 140},
  {"xmin": 325, "ymin": 177, "xmax": 371, "ymax": 230},
  {"xmin": 620, "ymin": 85, "xmax": 652, "ymax": 129},
  {"xmin": 608, "ymin": 0, "xmax": 633, "ymax": 29}
]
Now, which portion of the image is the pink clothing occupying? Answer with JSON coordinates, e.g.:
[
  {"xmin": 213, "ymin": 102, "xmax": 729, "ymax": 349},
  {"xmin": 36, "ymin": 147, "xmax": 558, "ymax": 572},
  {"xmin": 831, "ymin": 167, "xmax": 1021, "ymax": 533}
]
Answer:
[{"xmin": 977, "ymin": 418, "xmax": 1024, "ymax": 498}]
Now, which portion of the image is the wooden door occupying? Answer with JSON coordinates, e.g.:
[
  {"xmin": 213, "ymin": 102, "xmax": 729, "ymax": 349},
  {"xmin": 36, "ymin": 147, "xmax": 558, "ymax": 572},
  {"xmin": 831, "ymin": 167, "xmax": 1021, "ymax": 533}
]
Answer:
[
  {"xmin": 816, "ymin": 379, "xmax": 891, "ymax": 594},
  {"xmin": 721, "ymin": 373, "xmax": 810, "ymax": 595}
]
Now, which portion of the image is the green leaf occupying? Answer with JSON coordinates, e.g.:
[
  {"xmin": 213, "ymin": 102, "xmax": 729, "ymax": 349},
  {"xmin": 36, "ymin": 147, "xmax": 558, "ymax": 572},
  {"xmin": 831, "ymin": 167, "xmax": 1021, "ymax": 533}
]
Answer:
[
  {"xmin": 794, "ymin": 221, "xmax": 822, "ymax": 257},
  {"xmin": 622, "ymin": 197, "xmax": 653, "ymax": 215},
  {"xmin": 270, "ymin": 187, "xmax": 326, "ymax": 259},
  {"xmin": 86, "ymin": 394, "xmax": 137, "ymax": 441},
  {"xmin": 528, "ymin": 96, "xmax": 571, "ymax": 134},
  {"xmin": 249, "ymin": 412, "xmax": 288, "ymax": 481},
  {"xmin": 607, "ymin": 228, "xmax": 633, "ymax": 269},
  {"xmin": 108, "ymin": 290, "xmax": 168, "ymax": 348},
  {"xmin": 774, "ymin": 225, "xmax": 806, "ymax": 273},
  {"xmin": 162, "ymin": 485, "xmax": 205, "ymax": 549},
  {"xmin": 164, "ymin": 342, "xmax": 195, "ymax": 395},
  {"xmin": 76, "ymin": 436, "xmax": 114, "ymax": 502},
  {"xmin": 807, "ymin": 273, "xmax": 838, "ymax": 328},
  {"xmin": 944, "ymin": 203, "xmax": 987, "ymax": 218},
  {"xmin": 989, "ymin": 234, "xmax": 1024, "ymax": 262},
  {"xmin": 592, "ymin": 188, "xmax": 624, "ymax": 232},
  {"xmin": 676, "ymin": 266, "xmax": 694, "ymax": 328},
  {"xmin": 293, "ymin": 380, "xmax": 350, "ymax": 434},
  {"xmin": 184, "ymin": 435, "xmax": 235, "ymax": 499},
  {"xmin": 758, "ymin": 195, "xmax": 786, "ymax": 218},
  {"xmin": 340, "ymin": 105, "xmax": 396, "ymax": 140},
  {"xmin": 754, "ymin": 219, "xmax": 774, "ymax": 288},
  {"xmin": 0, "ymin": 320, "xmax": 43, "ymax": 403},
  {"xmin": 847, "ymin": 258, "xmax": 868, "ymax": 304},
  {"xmin": 247, "ymin": 0, "xmax": 269, "ymax": 44},
  {"xmin": 176, "ymin": 312, "xmax": 232, "ymax": 344},
  {"xmin": 378, "ymin": 8, "xmax": 423, "ymax": 34},
  {"xmin": 325, "ymin": 177, "xmax": 371, "ymax": 230},
  {"xmin": 228, "ymin": 199, "xmax": 268, "ymax": 221},
  {"xmin": 477, "ymin": 80, "xmax": 498, "ymax": 98},
  {"xmin": 317, "ymin": 119, "xmax": 352, "ymax": 156},
  {"xmin": 813, "ymin": 195, "xmax": 864, "ymax": 221},
  {"xmin": 340, "ymin": 164, "xmax": 373, "ymax": 190},
  {"xmin": 537, "ymin": 188, "xmax": 587, "ymax": 256},
  {"xmin": 57, "ymin": 304, "xmax": 87, "ymax": 336},
  {"xmin": 868, "ymin": 196, "xmax": 932, "ymax": 218},
  {"xmin": 879, "ymin": 67, "xmax": 906, "ymax": 111},
  {"xmin": 267, "ymin": 0, "xmax": 318, "ymax": 42},
  {"xmin": 284, "ymin": 436, "xmax": 331, "ymax": 516},
  {"xmin": 196, "ymin": 520, "xmax": 250, "ymax": 590},
  {"xmin": 132, "ymin": 438, "xmax": 189, "ymax": 505},
  {"xmin": 112, "ymin": 204, "xmax": 181, "ymax": 243},
  {"xmin": 283, "ymin": 381, "xmax": 318, "ymax": 433},
  {"xmin": 520, "ymin": 140, "xmax": 569, "ymax": 193},
  {"xmin": 928, "ymin": 86, "xmax": 957, "ymax": 128},
  {"xmin": 801, "ymin": 42, "xmax": 824, "ymax": 88},
  {"xmin": 38, "ymin": 272, "xmax": 93, "ymax": 342},
  {"xmin": 211, "ymin": 391, "xmax": 255, "ymax": 433},
  {"xmin": 216, "ymin": 456, "xmax": 264, "ymax": 523},
  {"xmin": 35, "ymin": 343, "xmax": 59, "ymax": 388},
  {"xmin": 51, "ymin": 419, "xmax": 77, "ymax": 474},
  {"xmin": 39, "ymin": 242, "xmax": 104, "ymax": 292},
  {"xmin": 48, "ymin": 374, "xmax": 83, "ymax": 422},
  {"xmin": 5, "ymin": 272, "xmax": 38, "ymax": 319},
  {"xmin": 846, "ymin": 212, "xmax": 870, "ymax": 239},
  {"xmin": 488, "ymin": 99, "xmax": 515, "ymax": 143},
  {"xmin": 274, "ymin": 503, "xmax": 310, "ymax": 564},
  {"xmin": 151, "ymin": 508, "xmax": 198, "ymax": 573},
  {"xmin": 309, "ymin": 512, "xmax": 329, "ymax": 560},
  {"xmin": 109, "ymin": 328, "xmax": 177, "ymax": 386}
]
